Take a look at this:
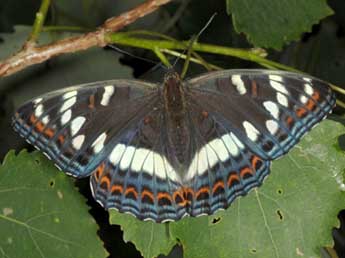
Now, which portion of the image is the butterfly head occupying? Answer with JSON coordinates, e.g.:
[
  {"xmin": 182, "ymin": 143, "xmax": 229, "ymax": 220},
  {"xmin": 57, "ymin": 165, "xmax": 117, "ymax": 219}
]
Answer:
[{"xmin": 163, "ymin": 70, "xmax": 181, "ymax": 84}]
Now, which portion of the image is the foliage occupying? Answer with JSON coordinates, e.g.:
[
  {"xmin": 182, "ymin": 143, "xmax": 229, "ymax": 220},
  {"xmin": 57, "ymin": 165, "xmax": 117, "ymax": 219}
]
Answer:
[
  {"xmin": 0, "ymin": 0, "xmax": 344, "ymax": 258},
  {"xmin": 0, "ymin": 150, "xmax": 106, "ymax": 258},
  {"xmin": 110, "ymin": 119, "xmax": 345, "ymax": 258}
]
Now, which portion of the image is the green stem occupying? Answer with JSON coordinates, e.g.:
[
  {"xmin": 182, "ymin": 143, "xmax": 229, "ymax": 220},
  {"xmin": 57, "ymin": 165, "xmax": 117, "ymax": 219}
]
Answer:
[
  {"xmin": 162, "ymin": 49, "xmax": 222, "ymax": 71},
  {"xmin": 106, "ymin": 32, "xmax": 301, "ymax": 72},
  {"xmin": 28, "ymin": 0, "xmax": 51, "ymax": 43},
  {"xmin": 153, "ymin": 47, "xmax": 171, "ymax": 68},
  {"xmin": 106, "ymin": 32, "xmax": 345, "ymax": 99}
]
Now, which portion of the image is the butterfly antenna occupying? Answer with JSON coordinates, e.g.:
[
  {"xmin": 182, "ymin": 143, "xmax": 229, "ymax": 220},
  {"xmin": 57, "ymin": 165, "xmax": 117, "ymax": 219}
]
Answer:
[
  {"xmin": 107, "ymin": 44, "xmax": 166, "ymax": 70},
  {"xmin": 178, "ymin": 13, "xmax": 217, "ymax": 78}
]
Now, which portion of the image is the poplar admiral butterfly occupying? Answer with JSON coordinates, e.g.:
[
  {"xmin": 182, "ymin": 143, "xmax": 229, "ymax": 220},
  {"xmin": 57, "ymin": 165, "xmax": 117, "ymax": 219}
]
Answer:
[{"xmin": 13, "ymin": 69, "xmax": 336, "ymax": 222}]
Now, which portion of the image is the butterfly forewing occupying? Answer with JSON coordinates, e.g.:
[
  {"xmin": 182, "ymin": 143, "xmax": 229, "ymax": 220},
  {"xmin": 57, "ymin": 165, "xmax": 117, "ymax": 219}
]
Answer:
[
  {"xmin": 186, "ymin": 70, "xmax": 336, "ymax": 160},
  {"xmin": 13, "ymin": 79, "xmax": 158, "ymax": 177}
]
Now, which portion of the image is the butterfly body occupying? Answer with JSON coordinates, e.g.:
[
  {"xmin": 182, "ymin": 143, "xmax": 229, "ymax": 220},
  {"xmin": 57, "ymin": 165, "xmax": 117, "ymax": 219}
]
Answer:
[
  {"xmin": 13, "ymin": 69, "xmax": 336, "ymax": 222},
  {"xmin": 162, "ymin": 70, "xmax": 191, "ymax": 167}
]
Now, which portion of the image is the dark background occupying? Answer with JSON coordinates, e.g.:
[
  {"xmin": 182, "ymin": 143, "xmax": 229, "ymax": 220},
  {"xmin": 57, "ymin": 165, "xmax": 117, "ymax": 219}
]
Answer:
[{"xmin": 1, "ymin": 0, "xmax": 345, "ymax": 257}]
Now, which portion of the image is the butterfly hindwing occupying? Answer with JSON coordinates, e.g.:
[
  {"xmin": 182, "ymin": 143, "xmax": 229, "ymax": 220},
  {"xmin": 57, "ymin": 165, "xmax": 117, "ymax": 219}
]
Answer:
[
  {"xmin": 90, "ymin": 107, "xmax": 187, "ymax": 222},
  {"xmin": 181, "ymin": 100, "xmax": 270, "ymax": 216}
]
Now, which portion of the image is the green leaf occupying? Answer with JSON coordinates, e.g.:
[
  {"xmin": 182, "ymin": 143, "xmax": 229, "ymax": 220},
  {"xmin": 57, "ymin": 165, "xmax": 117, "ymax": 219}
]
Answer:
[
  {"xmin": 0, "ymin": 150, "xmax": 107, "ymax": 258},
  {"xmin": 110, "ymin": 118, "xmax": 345, "ymax": 258},
  {"xmin": 110, "ymin": 212, "xmax": 176, "ymax": 258},
  {"xmin": 226, "ymin": 0, "xmax": 334, "ymax": 49}
]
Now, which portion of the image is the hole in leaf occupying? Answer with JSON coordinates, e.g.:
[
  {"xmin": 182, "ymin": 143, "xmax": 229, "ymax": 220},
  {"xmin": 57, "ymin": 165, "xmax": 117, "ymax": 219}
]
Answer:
[
  {"xmin": 250, "ymin": 248, "xmax": 257, "ymax": 254},
  {"xmin": 276, "ymin": 210, "xmax": 284, "ymax": 221},
  {"xmin": 34, "ymin": 159, "xmax": 40, "ymax": 165},
  {"xmin": 212, "ymin": 217, "xmax": 221, "ymax": 224},
  {"xmin": 277, "ymin": 188, "xmax": 283, "ymax": 195},
  {"xmin": 49, "ymin": 180, "xmax": 55, "ymax": 187}
]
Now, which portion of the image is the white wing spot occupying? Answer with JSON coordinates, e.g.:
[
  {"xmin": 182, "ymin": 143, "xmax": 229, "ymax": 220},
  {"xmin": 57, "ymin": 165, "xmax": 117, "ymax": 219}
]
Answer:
[
  {"xmin": 60, "ymin": 97, "xmax": 76, "ymax": 113},
  {"xmin": 263, "ymin": 101, "xmax": 279, "ymax": 119},
  {"xmin": 270, "ymin": 80, "xmax": 289, "ymax": 94},
  {"xmin": 154, "ymin": 154, "xmax": 168, "ymax": 179},
  {"xmin": 208, "ymin": 138, "xmax": 229, "ymax": 161},
  {"xmin": 61, "ymin": 109, "xmax": 72, "ymax": 125},
  {"xmin": 300, "ymin": 95, "xmax": 308, "ymax": 104},
  {"xmin": 34, "ymin": 104, "xmax": 43, "ymax": 117},
  {"xmin": 222, "ymin": 134, "xmax": 239, "ymax": 157},
  {"xmin": 42, "ymin": 115, "xmax": 49, "ymax": 124},
  {"xmin": 230, "ymin": 132, "xmax": 245, "ymax": 149},
  {"xmin": 119, "ymin": 146, "xmax": 136, "ymax": 170},
  {"xmin": 266, "ymin": 120, "xmax": 279, "ymax": 134},
  {"xmin": 63, "ymin": 91, "xmax": 77, "ymax": 100},
  {"xmin": 197, "ymin": 147, "xmax": 208, "ymax": 177},
  {"xmin": 71, "ymin": 116, "xmax": 86, "ymax": 136},
  {"xmin": 269, "ymin": 75, "xmax": 284, "ymax": 82},
  {"xmin": 304, "ymin": 83, "xmax": 314, "ymax": 96},
  {"xmin": 109, "ymin": 144, "xmax": 179, "ymax": 181},
  {"xmin": 101, "ymin": 86, "xmax": 115, "ymax": 106},
  {"xmin": 303, "ymin": 77, "xmax": 312, "ymax": 83},
  {"xmin": 109, "ymin": 144, "xmax": 126, "ymax": 165},
  {"xmin": 231, "ymin": 75, "xmax": 247, "ymax": 95},
  {"xmin": 72, "ymin": 135, "xmax": 85, "ymax": 150},
  {"xmin": 91, "ymin": 132, "xmax": 107, "ymax": 154},
  {"xmin": 142, "ymin": 151, "xmax": 154, "ymax": 175},
  {"xmin": 243, "ymin": 121, "xmax": 260, "ymax": 142},
  {"xmin": 277, "ymin": 92, "xmax": 289, "ymax": 107},
  {"xmin": 131, "ymin": 148, "xmax": 150, "ymax": 172}
]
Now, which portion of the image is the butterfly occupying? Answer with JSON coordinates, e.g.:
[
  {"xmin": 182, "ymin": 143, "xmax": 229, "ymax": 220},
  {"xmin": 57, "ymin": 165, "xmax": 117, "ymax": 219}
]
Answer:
[{"xmin": 13, "ymin": 69, "xmax": 336, "ymax": 222}]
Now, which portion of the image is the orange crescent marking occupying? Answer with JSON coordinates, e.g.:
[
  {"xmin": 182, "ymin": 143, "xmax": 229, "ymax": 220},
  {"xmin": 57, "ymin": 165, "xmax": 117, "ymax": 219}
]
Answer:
[
  {"xmin": 125, "ymin": 187, "xmax": 138, "ymax": 199},
  {"xmin": 251, "ymin": 155, "xmax": 261, "ymax": 171},
  {"xmin": 157, "ymin": 192, "xmax": 173, "ymax": 202},
  {"xmin": 173, "ymin": 188, "xmax": 191, "ymax": 207},
  {"xmin": 312, "ymin": 91, "xmax": 320, "ymax": 101},
  {"xmin": 305, "ymin": 91, "xmax": 320, "ymax": 111},
  {"xmin": 212, "ymin": 180, "xmax": 225, "ymax": 194},
  {"xmin": 141, "ymin": 189, "xmax": 155, "ymax": 202},
  {"xmin": 58, "ymin": 135, "xmax": 65, "ymax": 144},
  {"xmin": 240, "ymin": 167, "xmax": 253, "ymax": 178},
  {"xmin": 35, "ymin": 121, "xmax": 45, "ymax": 132},
  {"xmin": 95, "ymin": 163, "xmax": 105, "ymax": 181},
  {"xmin": 227, "ymin": 173, "xmax": 239, "ymax": 187},
  {"xmin": 100, "ymin": 175, "xmax": 111, "ymax": 190},
  {"xmin": 196, "ymin": 186, "xmax": 209, "ymax": 198},
  {"xmin": 44, "ymin": 128, "xmax": 55, "ymax": 138},
  {"xmin": 111, "ymin": 184, "xmax": 123, "ymax": 193},
  {"xmin": 183, "ymin": 187, "xmax": 194, "ymax": 198},
  {"xmin": 305, "ymin": 99, "xmax": 315, "ymax": 111},
  {"xmin": 296, "ymin": 107, "xmax": 307, "ymax": 118},
  {"xmin": 286, "ymin": 116, "xmax": 294, "ymax": 126},
  {"xmin": 30, "ymin": 114, "xmax": 37, "ymax": 124},
  {"xmin": 29, "ymin": 114, "xmax": 46, "ymax": 133},
  {"xmin": 173, "ymin": 190, "xmax": 184, "ymax": 202}
]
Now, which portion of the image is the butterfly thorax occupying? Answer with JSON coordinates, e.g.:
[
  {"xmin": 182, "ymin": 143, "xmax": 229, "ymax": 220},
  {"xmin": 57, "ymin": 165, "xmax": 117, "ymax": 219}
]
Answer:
[{"xmin": 163, "ymin": 71, "xmax": 191, "ymax": 165}]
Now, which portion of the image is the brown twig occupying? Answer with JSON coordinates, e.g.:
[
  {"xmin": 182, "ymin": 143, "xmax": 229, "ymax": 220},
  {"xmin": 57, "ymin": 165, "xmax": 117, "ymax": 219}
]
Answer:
[{"xmin": 0, "ymin": 0, "xmax": 172, "ymax": 77}]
